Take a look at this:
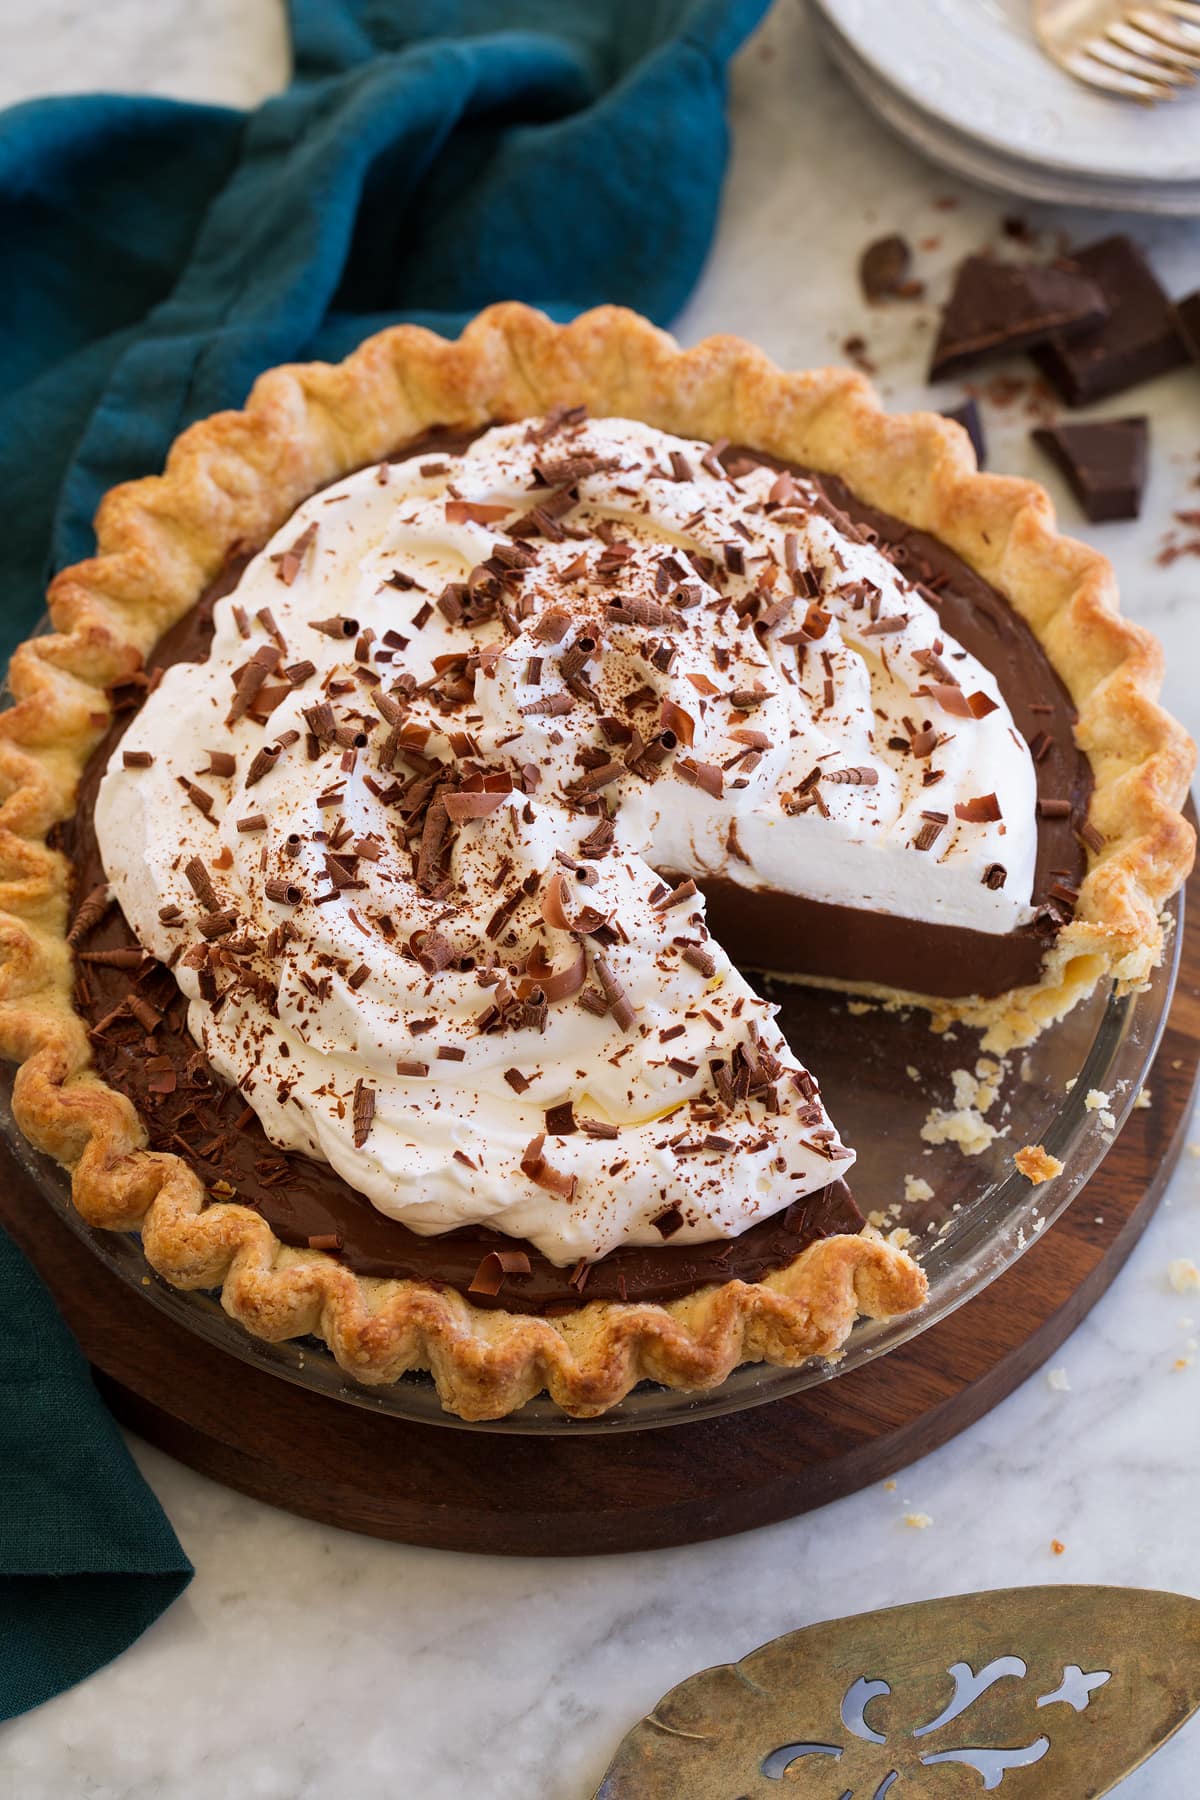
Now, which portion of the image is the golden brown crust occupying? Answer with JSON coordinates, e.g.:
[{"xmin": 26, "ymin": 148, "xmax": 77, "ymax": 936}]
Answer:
[
  {"xmin": 1, "ymin": 302, "xmax": 1190, "ymax": 1418},
  {"xmin": 1014, "ymin": 1144, "xmax": 1065, "ymax": 1185}
]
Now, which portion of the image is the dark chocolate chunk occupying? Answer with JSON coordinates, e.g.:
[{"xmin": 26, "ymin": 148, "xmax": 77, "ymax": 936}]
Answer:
[
  {"xmin": 1032, "ymin": 417, "xmax": 1148, "ymax": 523},
  {"xmin": 930, "ymin": 255, "xmax": 1108, "ymax": 382},
  {"xmin": 940, "ymin": 397, "xmax": 987, "ymax": 468},
  {"xmin": 1173, "ymin": 288, "xmax": 1200, "ymax": 365},
  {"xmin": 859, "ymin": 234, "xmax": 914, "ymax": 303},
  {"xmin": 1033, "ymin": 237, "xmax": 1187, "ymax": 406}
]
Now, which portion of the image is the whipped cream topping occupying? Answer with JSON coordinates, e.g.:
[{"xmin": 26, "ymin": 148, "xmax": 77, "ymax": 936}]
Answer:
[{"xmin": 95, "ymin": 415, "xmax": 1038, "ymax": 1265}]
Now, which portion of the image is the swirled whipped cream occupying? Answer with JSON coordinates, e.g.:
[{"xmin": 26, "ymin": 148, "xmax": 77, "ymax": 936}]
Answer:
[{"xmin": 95, "ymin": 414, "xmax": 1037, "ymax": 1265}]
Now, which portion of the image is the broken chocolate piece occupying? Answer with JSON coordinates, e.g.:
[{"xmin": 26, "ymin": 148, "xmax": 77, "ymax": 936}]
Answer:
[
  {"xmin": 930, "ymin": 255, "xmax": 1108, "ymax": 382},
  {"xmin": 940, "ymin": 397, "xmax": 987, "ymax": 468},
  {"xmin": 1171, "ymin": 288, "xmax": 1200, "ymax": 366},
  {"xmin": 1032, "ymin": 418, "xmax": 1148, "ymax": 524},
  {"xmin": 859, "ymin": 234, "xmax": 916, "ymax": 304},
  {"xmin": 1033, "ymin": 237, "xmax": 1187, "ymax": 406}
]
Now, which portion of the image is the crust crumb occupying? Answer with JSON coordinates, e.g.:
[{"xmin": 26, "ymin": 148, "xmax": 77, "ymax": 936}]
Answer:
[{"xmin": 1015, "ymin": 1143, "xmax": 1063, "ymax": 1184}]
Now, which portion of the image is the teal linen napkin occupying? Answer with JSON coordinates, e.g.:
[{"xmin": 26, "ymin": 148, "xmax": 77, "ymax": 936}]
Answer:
[
  {"xmin": 0, "ymin": 1231, "xmax": 192, "ymax": 1721},
  {"xmin": 0, "ymin": 0, "xmax": 766, "ymax": 1720},
  {"xmin": 0, "ymin": 0, "xmax": 769, "ymax": 667}
]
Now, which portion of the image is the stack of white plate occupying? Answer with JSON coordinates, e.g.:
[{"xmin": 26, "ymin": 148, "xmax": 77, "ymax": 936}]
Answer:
[{"xmin": 810, "ymin": 0, "xmax": 1200, "ymax": 215}]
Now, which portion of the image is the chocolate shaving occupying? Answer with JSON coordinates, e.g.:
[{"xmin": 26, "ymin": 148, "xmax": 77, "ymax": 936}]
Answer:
[
  {"xmin": 122, "ymin": 750, "xmax": 154, "ymax": 768},
  {"xmin": 273, "ymin": 522, "xmax": 317, "ymax": 586},
  {"xmin": 352, "ymin": 1078, "xmax": 376, "ymax": 1148},
  {"xmin": 682, "ymin": 943, "xmax": 717, "ymax": 978},
  {"xmin": 184, "ymin": 857, "xmax": 219, "ymax": 911},
  {"xmin": 67, "ymin": 883, "xmax": 113, "ymax": 945},
  {"xmin": 308, "ymin": 615, "xmax": 359, "ymax": 639},
  {"xmin": 955, "ymin": 793, "xmax": 1002, "ymax": 823},
  {"xmin": 823, "ymin": 766, "xmax": 878, "ymax": 786},
  {"xmin": 654, "ymin": 878, "xmax": 698, "ymax": 912},
  {"xmin": 594, "ymin": 955, "xmax": 635, "ymax": 1032},
  {"xmin": 245, "ymin": 742, "xmax": 285, "ymax": 787},
  {"xmin": 77, "ymin": 947, "xmax": 146, "ymax": 969},
  {"xmin": 912, "ymin": 815, "xmax": 946, "ymax": 852},
  {"xmin": 468, "ymin": 1249, "xmax": 532, "ymax": 1297},
  {"xmin": 264, "ymin": 879, "xmax": 304, "ymax": 906},
  {"xmin": 443, "ymin": 789, "xmax": 511, "ymax": 822}
]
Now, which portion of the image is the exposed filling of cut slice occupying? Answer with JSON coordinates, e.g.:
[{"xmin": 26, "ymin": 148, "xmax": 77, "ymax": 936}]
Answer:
[{"xmin": 68, "ymin": 413, "xmax": 1089, "ymax": 1310}]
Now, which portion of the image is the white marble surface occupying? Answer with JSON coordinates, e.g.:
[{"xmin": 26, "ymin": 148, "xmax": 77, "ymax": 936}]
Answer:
[{"xmin": 3, "ymin": 2, "xmax": 1200, "ymax": 1795}]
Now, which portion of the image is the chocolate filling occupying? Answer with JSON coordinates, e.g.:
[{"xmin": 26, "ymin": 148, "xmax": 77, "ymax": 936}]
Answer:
[
  {"xmin": 61, "ymin": 428, "xmax": 1090, "ymax": 1309},
  {"xmin": 694, "ymin": 453, "xmax": 1092, "ymax": 997}
]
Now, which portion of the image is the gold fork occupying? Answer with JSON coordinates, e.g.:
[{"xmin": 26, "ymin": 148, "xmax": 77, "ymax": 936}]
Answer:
[{"xmin": 1035, "ymin": 0, "xmax": 1200, "ymax": 100}]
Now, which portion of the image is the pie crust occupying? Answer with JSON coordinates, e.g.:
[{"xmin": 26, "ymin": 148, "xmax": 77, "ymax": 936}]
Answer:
[{"xmin": 0, "ymin": 304, "xmax": 1191, "ymax": 1420}]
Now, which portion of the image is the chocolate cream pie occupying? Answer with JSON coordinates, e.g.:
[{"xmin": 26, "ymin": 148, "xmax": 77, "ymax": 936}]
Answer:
[{"xmin": 0, "ymin": 305, "xmax": 1191, "ymax": 1419}]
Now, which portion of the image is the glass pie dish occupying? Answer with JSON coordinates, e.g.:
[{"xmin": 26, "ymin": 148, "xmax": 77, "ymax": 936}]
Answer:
[{"xmin": 0, "ymin": 887, "xmax": 1179, "ymax": 1434}]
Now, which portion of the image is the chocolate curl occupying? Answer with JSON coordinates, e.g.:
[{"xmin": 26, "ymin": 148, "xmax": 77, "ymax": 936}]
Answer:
[
  {"xmin": 541, "ymin": 871, "xmax": 574, "ymax": 932},
  {"xmin": 77, "ymin": 947, "xmax": 147, "ymax": 969},
  {"xmin": 196, "ymin": 910, "xmax": 238, "ymax": 940},
  {"xmin": 594, "ymin": 955, "xmax": 635, "ymax": 1032},
  {"xmin": 371, "ymin": 687, "xmax": 405, "ymax": 727},
  {"xmin": 659, "ymin": 698, "xmax": 695, "ymax": 748},
  {"xmin": 202, "ymin": 749, "xmax": 236, "ymax": 778},
  {"xmin": 859, "ymin": 614, "xmax": 910, "ymax": 637},
  {"xmin": 127, "ymin": 996, "xmax": 162, "ymax": 1034},
  {"xmin": 352, "ymin": 1078, "xmax": 376, "ymax": 1148},
  {"xmin": 559, "ymin": 635, "xmax": 596, "ymax": 683},
  {"xmin": 226, "ymin": 659, "xmax": 271, "ymax": 727},
  {"xmin": 412, "ymin": 929, "xmax": 454, "ymax": 975},
  {"xmin": 823, "ymin": 766, "xmax": 879, "ymax": 786},
  {"xmin": 416, "ymin": 788, "xmax": 452, "ymax": 892},
  {"xmin": 521, "ymin": 940, "xmax": 587, "ymax": 1004},
  {"xmin": 245, "ymin": 741, "xmax": 284, "ymax": 787},
  {"xmin": 443, "ymin": 789, "xmax": 511, "ymax": 823},
  {"xmin": 468, "ymin": 1249, "xmax": 533, "ymax": 1297},
  {"xmin": 682, "ymin": 943, "xmax": 717, "ymax": 977},
  {"xmin": 184, "ymin": 856, "xmax": 219, "ymax": 912},
  {"xmin": 519, "ymin": 1133, "xmax": 577, "ymax": 1201},
  {"xmin": 264, "ymin": 879, "xmax": 304, "ymax": 906},
  {"xmin": 520, "ymin": 692, "xmax": 574, "ymax": 718},
  {"xmin": 274, "ymin": 522, "xmax": 317, "ymax": 586},
  {"xmin": 607, "ymin": 594, "xmax": 683, "ymax": 631},
  {"xmin": 654, "ymin": 878, "xmax": 698, "ymax": 912},
  {"xmin": 308, "ymin": 614, "xmax": 359, "ymax": 639},
  {"xmin": 67, "ymin": 883, "xmax": 114, "ymax": 945}
]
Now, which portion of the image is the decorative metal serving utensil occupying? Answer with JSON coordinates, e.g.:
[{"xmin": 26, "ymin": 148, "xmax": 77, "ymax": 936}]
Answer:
[
  {"xmin": 1034, "ymin": 0, "xmax": 1200, "ymax": 101},
  {"xmin": 595, "ymin": 1586, "xmax": 1200, "ymax": 1797}
]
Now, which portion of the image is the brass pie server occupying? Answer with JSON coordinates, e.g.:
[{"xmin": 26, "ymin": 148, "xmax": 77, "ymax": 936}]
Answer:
[{"xmin": 595, "ymin": 1586, "xmax": 1200, "ymax": 1797}]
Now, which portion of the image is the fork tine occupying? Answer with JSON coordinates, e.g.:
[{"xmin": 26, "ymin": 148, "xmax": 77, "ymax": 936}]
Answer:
[
  {"xmin": 1110, "ymin": 19, "xmax": 1200, "ymax": 66},
  {"xmin": 1156, "ymin": 0, "xmax": 1200, "ymax": 20},
  {"xmin": 1131, "ymin": 6, "xmax": 1200, "ymax": 52},
  {"xmin": 1064, "ymin": 45, "xmax": 1179, "ymax": 97},
  {"xmin": 1084, "ymin": 31, "xmax": 1195, "ymax": 82},
  {"xmin": 1129, "ymin": 10, "xmax": 1200, "ymax": 49}
]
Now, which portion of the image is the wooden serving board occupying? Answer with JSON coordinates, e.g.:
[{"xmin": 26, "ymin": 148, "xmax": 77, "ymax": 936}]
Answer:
[{"xmin": 3, "ymin": 877, "xmax": 1197, "ymax": 1557}]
